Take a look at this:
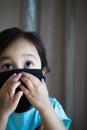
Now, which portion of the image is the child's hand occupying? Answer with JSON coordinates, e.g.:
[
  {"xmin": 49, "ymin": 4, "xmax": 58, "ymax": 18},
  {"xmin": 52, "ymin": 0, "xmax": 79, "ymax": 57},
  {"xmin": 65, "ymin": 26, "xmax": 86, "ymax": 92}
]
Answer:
[
  {"xmin": 20, "ymin": 72, "xmax": 51, "ymax": 111},
  {"xmin": 0, "ymin": 73, "xmax": 23, "ymax": 117},
  {"xmin": 36, "ymin": 124, "xmax": 44, "ymax": 130}
]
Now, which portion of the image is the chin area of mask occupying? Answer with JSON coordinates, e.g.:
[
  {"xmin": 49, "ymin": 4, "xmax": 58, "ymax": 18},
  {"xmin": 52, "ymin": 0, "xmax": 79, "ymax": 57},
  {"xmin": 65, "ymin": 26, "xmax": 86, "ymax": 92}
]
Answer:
[{"xmin": 0, "ymin": 69, "xmax": 44, "ymax": 113}]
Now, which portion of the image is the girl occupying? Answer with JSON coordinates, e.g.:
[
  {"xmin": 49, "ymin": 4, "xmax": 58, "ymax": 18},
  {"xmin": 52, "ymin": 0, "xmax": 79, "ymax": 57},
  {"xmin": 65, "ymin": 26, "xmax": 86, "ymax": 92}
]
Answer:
[{"xmin": 0, "ymin": 27, "xmax": 71, "ymax": 130}]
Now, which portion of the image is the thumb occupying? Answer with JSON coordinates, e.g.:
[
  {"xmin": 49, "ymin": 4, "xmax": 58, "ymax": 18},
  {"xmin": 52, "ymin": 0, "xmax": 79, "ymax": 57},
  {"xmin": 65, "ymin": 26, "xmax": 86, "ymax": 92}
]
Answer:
[{"xmin": 13, "ymin": 91, "xmax": 23, "ymax": 104}]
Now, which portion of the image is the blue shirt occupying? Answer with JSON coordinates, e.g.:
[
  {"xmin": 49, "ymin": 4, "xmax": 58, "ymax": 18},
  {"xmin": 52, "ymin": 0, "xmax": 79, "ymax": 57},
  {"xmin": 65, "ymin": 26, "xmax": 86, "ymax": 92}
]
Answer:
[{"xmin": 6, "ymin": 98, "xmax": 71, "ymax": 130}]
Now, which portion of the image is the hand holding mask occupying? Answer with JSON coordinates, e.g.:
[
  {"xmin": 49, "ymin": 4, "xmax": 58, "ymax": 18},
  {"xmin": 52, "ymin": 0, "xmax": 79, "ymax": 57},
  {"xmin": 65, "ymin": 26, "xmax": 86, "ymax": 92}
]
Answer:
[{"xmin": 0, "ymin": 69, "xmax": 44, "ymax": 113}]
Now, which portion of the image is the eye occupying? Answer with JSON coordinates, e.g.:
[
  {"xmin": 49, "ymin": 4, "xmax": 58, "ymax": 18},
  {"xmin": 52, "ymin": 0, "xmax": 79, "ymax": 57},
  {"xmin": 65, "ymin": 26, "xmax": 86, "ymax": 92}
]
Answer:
[
  {"xmin": 25, "ymin": 61, "xmax": 33, "ymax": 69},
  {"xmin": 2, "ymin": 63, "xmax": 13, "ymax": 70}
]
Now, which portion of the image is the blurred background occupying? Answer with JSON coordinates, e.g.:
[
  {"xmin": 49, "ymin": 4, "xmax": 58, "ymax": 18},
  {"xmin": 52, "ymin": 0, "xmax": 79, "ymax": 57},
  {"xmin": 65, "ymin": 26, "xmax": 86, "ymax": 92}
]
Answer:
[{"xmin": 0, "ymin": 0, "xmax": 87, "ymax": 130}]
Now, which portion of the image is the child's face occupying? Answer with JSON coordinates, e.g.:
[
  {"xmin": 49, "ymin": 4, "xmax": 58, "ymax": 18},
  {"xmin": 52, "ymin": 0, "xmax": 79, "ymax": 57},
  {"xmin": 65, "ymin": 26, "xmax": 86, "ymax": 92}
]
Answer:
[{"xmin": 0, "ymin": 38, "xmax": 42, "ymax": 72}]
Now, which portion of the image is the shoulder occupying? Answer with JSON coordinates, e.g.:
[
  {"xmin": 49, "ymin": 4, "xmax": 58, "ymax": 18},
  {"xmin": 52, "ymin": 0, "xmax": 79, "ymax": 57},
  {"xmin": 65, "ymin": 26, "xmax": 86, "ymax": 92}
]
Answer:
[
  {"xmin": 49, "ymin": 97, "xmax": 61, "ymax": 107},
  {"xmin": 49, "ymin": 97, "xmax": 71, "ymax": 130},
  {"xmin": 49, "ymin": 97, "xmax": 65, "ymax": 111},
  {"xmin": 49, "ymin": 97, "xmax": 68, "ymax": 118}
]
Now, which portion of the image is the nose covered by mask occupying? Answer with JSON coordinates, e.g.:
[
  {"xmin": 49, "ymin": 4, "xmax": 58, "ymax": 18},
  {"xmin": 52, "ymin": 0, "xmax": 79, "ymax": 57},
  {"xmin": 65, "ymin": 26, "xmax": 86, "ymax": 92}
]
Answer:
[{"xmin": 0, "ymin": 69, "xmax": 45, "ymax": 113}]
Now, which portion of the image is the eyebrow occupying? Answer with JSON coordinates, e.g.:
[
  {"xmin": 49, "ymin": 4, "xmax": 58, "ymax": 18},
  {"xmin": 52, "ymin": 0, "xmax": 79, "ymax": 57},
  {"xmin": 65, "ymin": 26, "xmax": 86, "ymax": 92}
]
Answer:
[
  {"xmin": 0, "ymin": 54, "xmax": 37, "ymax": 61},
  {"xmin": 0, "ymin": 56, "xmax": 10, "ymax": 61},
  {"xmin": 22, "ymin": 54, "xmax": 37, "ymax": 59}
]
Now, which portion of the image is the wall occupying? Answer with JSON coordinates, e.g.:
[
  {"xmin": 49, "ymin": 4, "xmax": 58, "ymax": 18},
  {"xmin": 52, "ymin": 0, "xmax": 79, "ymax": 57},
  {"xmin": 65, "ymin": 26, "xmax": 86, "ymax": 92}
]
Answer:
[
  {"xmin": 0, "ymin": 0, "xmax": 19, "ymax": 31},
  {"xmin": 40, "ymin": 0, "xmax": 65, "ymax": 105},
  {"xmin": 74, "ymin": 1, "xmax": 87, "ymax": 129}
]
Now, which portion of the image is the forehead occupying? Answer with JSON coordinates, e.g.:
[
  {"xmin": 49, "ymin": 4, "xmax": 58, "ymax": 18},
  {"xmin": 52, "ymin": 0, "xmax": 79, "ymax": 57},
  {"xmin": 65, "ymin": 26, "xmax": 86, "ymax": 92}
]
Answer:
[{"xmin": 0, "ymin": 38, "xmax": 39, "ymax": 56}]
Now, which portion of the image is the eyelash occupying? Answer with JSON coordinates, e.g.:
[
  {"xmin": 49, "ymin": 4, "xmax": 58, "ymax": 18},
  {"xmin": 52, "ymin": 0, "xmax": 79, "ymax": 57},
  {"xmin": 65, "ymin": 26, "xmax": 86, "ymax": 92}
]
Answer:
[
  {"xmin": 25, "ymin": 61, "xmax": 33, "ymax": 68},
  {"xmin": 2, "ymin": 63, "xmax": 13, "ymax": 70},
  {"xmin": 1, "ymin": 61, "xmax": 33, "ymax": 70}
]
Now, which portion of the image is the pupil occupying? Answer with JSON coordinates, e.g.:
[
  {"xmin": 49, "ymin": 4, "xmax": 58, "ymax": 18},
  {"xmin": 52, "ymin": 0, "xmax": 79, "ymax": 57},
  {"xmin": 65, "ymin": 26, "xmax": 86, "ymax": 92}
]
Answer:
[
  {"xmin": 6, "ymin": 64, "xmax": 11, "ymax": 68},
  {"xmin": 26, "ymin": 62, "xmax": 31, "ymax": 66}
]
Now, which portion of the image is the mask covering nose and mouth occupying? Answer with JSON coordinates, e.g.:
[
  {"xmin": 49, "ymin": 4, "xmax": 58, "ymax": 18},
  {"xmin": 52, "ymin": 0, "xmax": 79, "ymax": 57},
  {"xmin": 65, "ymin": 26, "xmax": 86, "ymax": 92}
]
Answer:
[{"xmin": 0, "ymin": 69, "xmax": 45, "ymax": 113}]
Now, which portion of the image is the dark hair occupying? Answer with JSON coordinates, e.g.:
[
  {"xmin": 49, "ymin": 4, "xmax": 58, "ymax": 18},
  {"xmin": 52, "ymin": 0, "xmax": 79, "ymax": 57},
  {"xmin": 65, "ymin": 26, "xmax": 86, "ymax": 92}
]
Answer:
[{"xmin": 0, "ymin": 27, "xmax": 50, "ymax": 72}]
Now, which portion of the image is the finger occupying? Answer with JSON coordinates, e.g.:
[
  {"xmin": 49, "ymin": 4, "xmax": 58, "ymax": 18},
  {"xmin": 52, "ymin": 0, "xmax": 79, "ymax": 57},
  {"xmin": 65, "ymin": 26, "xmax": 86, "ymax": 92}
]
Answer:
[
  {"xmin": 19, "ymin": 85, "xmax": 31, "ymax": 98},
  {"xmin": 8, "ymin": 73, "xmax": 22, "ymax": 85},
  {"xmin": 3, "ymin": 73, "xmax": 16, "ymax": 89},
  {"xmin": 41, "ymin": 78, "xmax": 45, "ymax": 84},
  {"xmin": 3, "ymin": 73, "xmax": 22, "ymax": 90},
  {"xmin": 21, "ymin": 77, "xmax": 34, "ymax": 92},
  {"xmin": 41, "ymin": 78, "xmax": 46, "ymax": 87},
  {"xmin": 8, "ymin": 81, "xmax": 21, "ymax": 97},
  {"xmin": 20, "ymin": 85, "xmax": 34, "ymax": 104},
  {"xmin": 13, "ymin": 91, "xmax": 23, "ymax": 104},
  {"xmin": 22, "ymin": 72, "xmax": 41, "ymax": 87}
]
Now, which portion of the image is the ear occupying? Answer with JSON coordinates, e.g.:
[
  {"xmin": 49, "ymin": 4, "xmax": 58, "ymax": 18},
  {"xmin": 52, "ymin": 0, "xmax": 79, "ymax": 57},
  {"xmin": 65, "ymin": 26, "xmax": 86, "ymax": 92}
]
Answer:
[{"xmin": 42, "ymin": 67, "xmax": 47, "ymax": 76}]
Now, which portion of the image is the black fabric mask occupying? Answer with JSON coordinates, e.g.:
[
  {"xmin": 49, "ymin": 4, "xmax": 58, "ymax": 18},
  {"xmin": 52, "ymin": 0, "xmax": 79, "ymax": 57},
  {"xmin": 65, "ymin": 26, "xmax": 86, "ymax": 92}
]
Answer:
[{"xmin": 0, "ymin": 69, "xmax": 45, "ymax": 113}]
